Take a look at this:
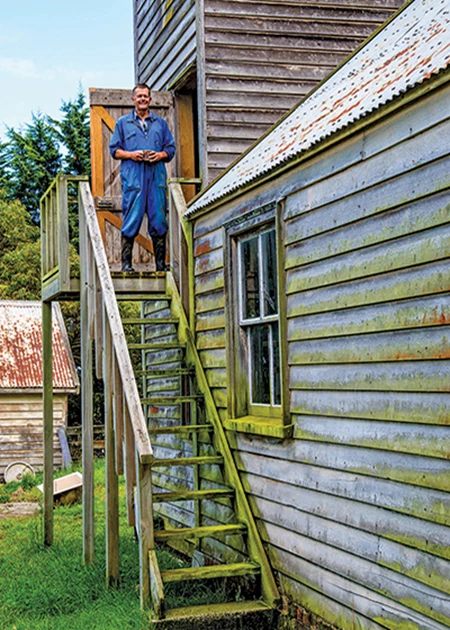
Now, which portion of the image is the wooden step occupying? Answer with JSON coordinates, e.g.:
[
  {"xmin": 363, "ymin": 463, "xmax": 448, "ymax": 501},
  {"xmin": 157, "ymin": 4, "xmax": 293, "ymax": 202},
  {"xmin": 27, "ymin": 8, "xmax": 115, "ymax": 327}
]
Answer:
[
  {"xmin": 142, "ymin": 395, "xmax": 203, "ymax": 405},
  {"xmin": 152, "ymin": 455, "xmax": 223, "ymax": 467},
  {"xmin": 151, "ymin": 600, "xmax": 274, "ymax": 629},
  {"xmin": 122, "ymin": 317, "xmax": 178, "ymax": 325},
  {"xmin": 161, "ymin": 562, "xmax": 260, "ymax": 584},
  {"xmin": 128, "ymin": 342, "xmax": 184, "ymax": 350},
  {"xmin": 153, "ymin": 488, "xmax": 234, "ymax": 503},
  {"xmin": 147, "ymin": 424, "xmax": 213, "ymax": 435},
  {"xmin": 154, "ymin": 523, "xmax": 246, "ymax": 542},
  {"xmin": 116, "ymin": 293, "xmax": 169, "ymax": 301},
  {"xmin": 135, "ymin": 368, "xmax": 194, "ymax": 377}
]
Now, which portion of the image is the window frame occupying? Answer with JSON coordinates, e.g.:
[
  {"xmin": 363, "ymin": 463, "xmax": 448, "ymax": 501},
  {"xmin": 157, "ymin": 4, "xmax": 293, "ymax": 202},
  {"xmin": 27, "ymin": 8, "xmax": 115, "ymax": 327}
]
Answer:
[{"xmin": 224, "ymin": 201, "xmax": 290, "ymax": 426}]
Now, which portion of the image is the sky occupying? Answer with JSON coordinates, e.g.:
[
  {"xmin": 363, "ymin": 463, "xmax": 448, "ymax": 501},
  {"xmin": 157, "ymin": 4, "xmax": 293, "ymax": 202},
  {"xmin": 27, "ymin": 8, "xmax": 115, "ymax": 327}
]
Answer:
[{"xmin": 0, "ymin": 0, "xmax": 134, "ymax": 138}]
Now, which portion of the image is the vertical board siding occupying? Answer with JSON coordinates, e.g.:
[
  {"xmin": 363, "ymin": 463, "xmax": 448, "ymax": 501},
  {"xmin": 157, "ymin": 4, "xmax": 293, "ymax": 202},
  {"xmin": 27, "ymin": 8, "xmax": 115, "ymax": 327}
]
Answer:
[
  {"xmin": 192, "ymin": 82, "xmax": 450, "ymax": 628},
  {"xmin": 135, "ymin": 0, "xmax": 196, "ymax": 89},
  {"xmin": 0, "ymin": 394, "xmax": 66, "ymax": 476},
  {"xmin": 202, "ymin": 0, "xmax": 404, "ymax": 182}
]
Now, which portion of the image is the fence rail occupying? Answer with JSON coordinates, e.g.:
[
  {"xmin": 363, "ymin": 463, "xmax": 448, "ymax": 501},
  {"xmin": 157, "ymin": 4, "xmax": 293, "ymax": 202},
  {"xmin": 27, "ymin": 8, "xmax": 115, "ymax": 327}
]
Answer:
[{"xmin": 40, "ymin": 175, "xmax": 88, "ymax": 300}]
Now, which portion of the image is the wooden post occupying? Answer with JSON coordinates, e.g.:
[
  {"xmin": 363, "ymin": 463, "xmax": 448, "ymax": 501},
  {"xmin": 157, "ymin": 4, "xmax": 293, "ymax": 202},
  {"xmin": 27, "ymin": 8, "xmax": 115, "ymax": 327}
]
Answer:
[
  {"xmin": 104, "ymin": 313, "xmax": 119, "ymax": 587},
  {"xmin": 124, "ymin": 403, "xmax": 136, "ymax": 527},
  {"xmin": 80, "ymin": 202, "xmax": 95, "ymax": 564},
  {"xmin": 136, "ymin": 454, "xmax": 153, "ymax": 610},
  {"xmin": 42, "ymin": 299, "xmax": 53, "ymax": 547}
]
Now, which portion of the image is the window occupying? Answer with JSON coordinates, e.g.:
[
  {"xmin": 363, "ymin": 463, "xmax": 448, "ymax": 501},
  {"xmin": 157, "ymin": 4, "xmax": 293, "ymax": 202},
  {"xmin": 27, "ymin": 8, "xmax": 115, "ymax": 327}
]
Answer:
[
  {"xmin": 223, "ymin": 202, "xmax": 291, "ymax": 438},
  {"xmin": 238, "ymin": 228, "xmax": 281, "ymax": 414}
]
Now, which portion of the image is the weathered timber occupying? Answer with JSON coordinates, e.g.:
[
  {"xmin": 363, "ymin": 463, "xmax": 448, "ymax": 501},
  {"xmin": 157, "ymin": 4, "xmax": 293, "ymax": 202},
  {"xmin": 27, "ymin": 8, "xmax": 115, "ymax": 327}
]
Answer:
[
  {"xmin": 154, "ymin": 522, "xmax": 246, "ymax": 541},
  {"xmin": 153, "ymin": 488, "xmax": 234, "ymax": 503},
  {"xmin": 161, "ymin": 562, "xmax": 260, "ymax": 583}
]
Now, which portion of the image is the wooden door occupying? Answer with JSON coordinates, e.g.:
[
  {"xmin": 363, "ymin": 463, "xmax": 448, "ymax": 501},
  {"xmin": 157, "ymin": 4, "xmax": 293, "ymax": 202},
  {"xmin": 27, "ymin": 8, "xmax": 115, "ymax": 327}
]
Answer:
[{"xmin": 89, "ymin": 88, "xmax": 175, "ymax": 269}]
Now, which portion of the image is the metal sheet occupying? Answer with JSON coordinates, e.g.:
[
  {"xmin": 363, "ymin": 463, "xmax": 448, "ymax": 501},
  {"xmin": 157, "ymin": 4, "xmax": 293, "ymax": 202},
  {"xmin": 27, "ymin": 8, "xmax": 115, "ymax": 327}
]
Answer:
[
  {"xmin": 188, "ymin": 0, "xmax": 450, "ymax": 214},
  {"xmin": 0, "ymin": 301, "xmax": 78, "ymax": 391}
]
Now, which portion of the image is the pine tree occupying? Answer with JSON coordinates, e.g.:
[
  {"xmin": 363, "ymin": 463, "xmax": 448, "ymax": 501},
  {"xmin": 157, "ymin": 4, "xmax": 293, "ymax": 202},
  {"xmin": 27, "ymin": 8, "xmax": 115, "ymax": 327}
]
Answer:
[
  {"xmin": 54, "ymin": 87, "xmax": 91, "ymax": 176},
  {"xmin": 4, "ymin": 113, "xmax": 62, "ymax": 223}
]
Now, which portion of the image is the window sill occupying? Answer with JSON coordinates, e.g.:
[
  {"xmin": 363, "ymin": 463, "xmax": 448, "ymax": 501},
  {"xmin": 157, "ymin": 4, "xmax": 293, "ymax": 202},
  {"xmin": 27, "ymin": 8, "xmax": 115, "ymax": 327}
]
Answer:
[{"xmin": 223, "ymin": 416, "xmax": 294, "ymax": 439}]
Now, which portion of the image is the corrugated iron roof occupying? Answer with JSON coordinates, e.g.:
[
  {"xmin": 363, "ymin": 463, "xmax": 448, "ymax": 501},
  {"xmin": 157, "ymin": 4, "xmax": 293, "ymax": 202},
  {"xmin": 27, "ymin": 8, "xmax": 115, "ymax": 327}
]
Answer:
[
  {"xmin": 187, "ymin": 0, "xmax": 450, "ymax": 215},
  {"xmin": 0, "ymin": 301, "xmax": 79, "ymax": 392}
]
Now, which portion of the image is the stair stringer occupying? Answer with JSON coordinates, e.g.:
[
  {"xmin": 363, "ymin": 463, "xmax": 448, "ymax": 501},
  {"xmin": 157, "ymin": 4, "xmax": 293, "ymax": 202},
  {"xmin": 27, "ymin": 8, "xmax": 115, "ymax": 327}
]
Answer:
[{"xmin": 165, "ymin": 272, "xmax": 280, "ymax": 609}]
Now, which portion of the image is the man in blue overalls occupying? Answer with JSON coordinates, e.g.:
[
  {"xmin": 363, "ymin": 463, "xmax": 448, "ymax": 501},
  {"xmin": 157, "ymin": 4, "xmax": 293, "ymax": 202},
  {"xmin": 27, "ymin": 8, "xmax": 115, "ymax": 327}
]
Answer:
[{"xmin": 109, "ymin": 83, "xmax": 176, "ymax": 272}]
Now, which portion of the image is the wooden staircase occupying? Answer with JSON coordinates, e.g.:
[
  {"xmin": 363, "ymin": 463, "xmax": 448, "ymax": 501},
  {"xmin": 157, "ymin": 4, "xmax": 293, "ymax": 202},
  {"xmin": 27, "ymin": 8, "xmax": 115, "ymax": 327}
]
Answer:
[
  {"xmin": 40, "ymin": 176, "xmax": 278, "ymax": 628},
  {"xmin": 118, "ymin": 277, "xmax": 278, "ymax": 628}
]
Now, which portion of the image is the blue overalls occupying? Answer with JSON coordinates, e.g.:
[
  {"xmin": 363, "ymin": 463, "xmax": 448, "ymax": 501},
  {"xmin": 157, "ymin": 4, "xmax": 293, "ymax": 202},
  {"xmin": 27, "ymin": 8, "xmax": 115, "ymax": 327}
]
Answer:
[{"xmin": 109, "ymin": 111, "xmax": 176, "ymax": 239}]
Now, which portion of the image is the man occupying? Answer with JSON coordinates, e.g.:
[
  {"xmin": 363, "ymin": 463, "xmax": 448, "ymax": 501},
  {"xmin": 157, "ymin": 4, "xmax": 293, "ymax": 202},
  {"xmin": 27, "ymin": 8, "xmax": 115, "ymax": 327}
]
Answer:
[{"xmin": 109, "ymin": 83, "xmax": 176, "ymax": 272}]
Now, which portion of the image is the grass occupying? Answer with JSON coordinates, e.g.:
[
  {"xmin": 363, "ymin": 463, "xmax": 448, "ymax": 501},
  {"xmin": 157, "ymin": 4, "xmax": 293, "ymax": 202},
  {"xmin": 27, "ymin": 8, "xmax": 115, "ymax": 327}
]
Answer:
[
  {"xmin": 0, "ymin": 459, "xmax": 234, "ymax": 629},
  {"xmin": 0, "ymin": 460, "xmax": 148, "ymax": 630}
]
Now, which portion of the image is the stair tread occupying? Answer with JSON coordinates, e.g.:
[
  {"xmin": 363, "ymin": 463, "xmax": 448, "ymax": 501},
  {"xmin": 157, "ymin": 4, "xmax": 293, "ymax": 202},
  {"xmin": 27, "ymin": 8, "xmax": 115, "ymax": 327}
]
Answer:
[
  {"xmin": 142, "ymin": 395, "xmax": 203, "ymax": 404},
  {"xmin": 128, "ymin": 342, "xmax": 184, "ymax": 349},
  {"xmin": 135, "ymin": 368, "xmax": 193, "ymax": 376},
  {"xmin": 148, "ymin": 424, "xmax": 213, "ymax": 434},
  {"xmin": 153, "ymin": 488, "xmax": 234, "ymax": 503},
  {"xmin": 153, "ymin": 599, "xmax": 272, "ymax": 623},
  {"xmin": 161, "ymin": 562, "xmax": 260, "ymax": 583},
  {"xmin": 116, "ymin": 293, "xmax": 169, "ymax": 301},
  {"xmin": 155, "ymin": 523, "xmax": 246, "ymax": 541},
  {"xmin": 152, "ymin": 455, "xmax": 223, "ymax": 467},
  {"xmin": 122, "ymin": 317, "xmax": 178, "ymax": 324}
]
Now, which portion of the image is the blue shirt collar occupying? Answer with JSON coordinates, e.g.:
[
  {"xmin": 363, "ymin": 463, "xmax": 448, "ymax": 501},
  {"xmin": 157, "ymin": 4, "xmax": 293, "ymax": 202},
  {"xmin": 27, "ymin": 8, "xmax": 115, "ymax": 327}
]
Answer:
[{"xmin": 133, "ymin": 109, "xmax": 154, "ymax": 123}]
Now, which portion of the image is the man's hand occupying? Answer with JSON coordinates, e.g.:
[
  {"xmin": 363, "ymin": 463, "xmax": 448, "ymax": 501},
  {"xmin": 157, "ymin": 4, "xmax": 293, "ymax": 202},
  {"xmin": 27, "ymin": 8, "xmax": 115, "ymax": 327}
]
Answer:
[
  {"xmin": 129, "ymin": 150, "xmax": 144, "ymax": 162},
  {"xmin": 145, "ymin": 151, "xmax": 168, "ymax": 163}
]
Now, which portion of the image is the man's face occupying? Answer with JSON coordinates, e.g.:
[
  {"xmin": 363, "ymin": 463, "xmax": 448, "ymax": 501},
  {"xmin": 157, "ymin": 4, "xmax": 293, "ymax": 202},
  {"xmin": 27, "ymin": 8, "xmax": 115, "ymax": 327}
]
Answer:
[{"xmin": 132, "ymin": 88, "xmax": 151, "ymax": 114}]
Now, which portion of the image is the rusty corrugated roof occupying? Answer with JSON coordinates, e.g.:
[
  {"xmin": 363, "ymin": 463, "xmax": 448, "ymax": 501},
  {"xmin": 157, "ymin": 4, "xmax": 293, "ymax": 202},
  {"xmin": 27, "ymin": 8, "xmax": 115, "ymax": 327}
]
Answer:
[
  {"xmin": 0, "ymin": 301, "xmax": 79, "ymax": 392},
  {"xmin": 187, "ymin": 0, "xmax": 450, "ymax": 215}
]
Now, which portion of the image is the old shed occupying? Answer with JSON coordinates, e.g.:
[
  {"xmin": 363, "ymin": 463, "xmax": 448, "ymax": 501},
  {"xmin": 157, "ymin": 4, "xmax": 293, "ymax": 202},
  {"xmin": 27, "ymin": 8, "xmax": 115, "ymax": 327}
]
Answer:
[
  {"xmin": 184, "ymin": 0, "xmax": 450, "ymax": 627},
  {"xmin": 0, "ymin": 301, "xmax": 79, "ymax": 477}
]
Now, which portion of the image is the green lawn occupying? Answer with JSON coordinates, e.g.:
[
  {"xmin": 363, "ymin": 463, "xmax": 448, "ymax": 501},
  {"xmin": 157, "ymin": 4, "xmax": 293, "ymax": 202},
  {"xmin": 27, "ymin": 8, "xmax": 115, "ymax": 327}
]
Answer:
[{"xmin": 0, "ymin": 461, "xmax": 148, "ymax": 630}]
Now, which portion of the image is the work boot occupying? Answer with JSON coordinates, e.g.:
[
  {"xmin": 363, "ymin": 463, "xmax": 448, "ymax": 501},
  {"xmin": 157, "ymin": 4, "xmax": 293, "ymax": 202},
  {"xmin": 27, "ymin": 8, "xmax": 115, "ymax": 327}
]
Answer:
[
  {"xmin": 153, "ymin": 235, "xmax": 168, "ymax": 272},
  {"xmin": 121, "ymin": 235, "xmax": 134, "ymax": 272}
]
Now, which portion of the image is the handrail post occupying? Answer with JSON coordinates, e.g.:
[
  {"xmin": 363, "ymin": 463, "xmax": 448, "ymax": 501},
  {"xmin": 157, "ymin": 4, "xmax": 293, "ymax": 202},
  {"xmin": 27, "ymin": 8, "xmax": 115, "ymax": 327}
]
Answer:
[
  {"xmin": 42, "ymin": 300, "xmax": 53, "ymax": 547},
  {"xmin": 104, "ymin": 311, "xmax": 119, "ymax": 587},
  {"xmin": 136, "ymin": 455, "xmax": 153, "ymax": 610},
  {"xmin": 79, "ymin": 194, "xmax": 95, "ymax": 564}
]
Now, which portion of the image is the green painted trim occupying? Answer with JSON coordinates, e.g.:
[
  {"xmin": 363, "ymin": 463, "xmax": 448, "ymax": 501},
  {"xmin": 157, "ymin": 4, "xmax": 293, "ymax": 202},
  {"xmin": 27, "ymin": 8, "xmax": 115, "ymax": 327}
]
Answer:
[{"xmin": 224, "ymin": 417, "xmax": 294, "ymax": 439}]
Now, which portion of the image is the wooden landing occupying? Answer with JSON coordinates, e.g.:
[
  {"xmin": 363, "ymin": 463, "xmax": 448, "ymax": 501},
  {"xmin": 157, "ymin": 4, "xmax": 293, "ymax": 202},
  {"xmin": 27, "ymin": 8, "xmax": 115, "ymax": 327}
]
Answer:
[
  {"xmin": 111, "ymin": 271, "xmax": 166, "ymax": 295},
  {"xmin": 151, "ymin": 600, "xmax": 275, "ymax": 630}
]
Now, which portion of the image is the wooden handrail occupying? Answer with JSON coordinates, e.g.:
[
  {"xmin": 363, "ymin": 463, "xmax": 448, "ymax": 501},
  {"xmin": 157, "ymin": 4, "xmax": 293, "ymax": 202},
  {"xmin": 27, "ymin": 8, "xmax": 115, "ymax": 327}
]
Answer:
[{"xmin": 78, "ymin": 181, "xmax": 153, "ymax": 463}]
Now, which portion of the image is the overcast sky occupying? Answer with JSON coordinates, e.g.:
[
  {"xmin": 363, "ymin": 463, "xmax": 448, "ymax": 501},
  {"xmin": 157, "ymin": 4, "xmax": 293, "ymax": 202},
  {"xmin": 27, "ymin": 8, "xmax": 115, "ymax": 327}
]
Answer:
[{"xmin": 0, "ymin": 0, "xmax": 134, "ymax": 138}]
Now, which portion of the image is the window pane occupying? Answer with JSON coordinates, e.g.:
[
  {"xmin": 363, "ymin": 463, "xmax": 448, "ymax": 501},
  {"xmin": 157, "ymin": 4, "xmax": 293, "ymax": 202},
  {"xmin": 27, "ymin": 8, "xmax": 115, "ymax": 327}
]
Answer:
[
  {"xmin": 262, "ymin": 230, "xmax": 278, "ymax": 316},
  {"xmin": 272, "ymin": 322, "xmax": 281, "ymax": 405},
  {"xmin": 250, "ymin": 325, "xmax": 270, "ymax": 404},
  {"xmin": 241, "ymin": 237, "xmax": 260, "ymax": 319}
]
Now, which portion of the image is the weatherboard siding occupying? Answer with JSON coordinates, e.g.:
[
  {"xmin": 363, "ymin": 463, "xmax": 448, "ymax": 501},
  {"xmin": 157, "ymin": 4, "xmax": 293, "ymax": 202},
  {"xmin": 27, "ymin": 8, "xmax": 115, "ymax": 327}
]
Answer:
[
  {"xmin": 191, "ymin": 82, "xmax": 450, "ymax": 628},
  {"xmin": 134, "ymin": 0, "xmax": 196, "ymax": 89},
  {"xmin": 202, "ymin": 0, "xmax": 404, "ymax": 183},
  {"xmin": 0, "ymin": 394, "xmax": 66, "ymax": 477}
]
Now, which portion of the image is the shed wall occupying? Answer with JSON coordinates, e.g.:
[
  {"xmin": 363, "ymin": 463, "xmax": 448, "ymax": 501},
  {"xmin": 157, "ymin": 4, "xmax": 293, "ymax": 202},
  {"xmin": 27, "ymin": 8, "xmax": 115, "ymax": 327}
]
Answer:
[
  {"xmin": 201, "ymin": 0, "xmax": 404, "ymax": 183},
  {"xmin": 135, "ymin": 0, "xmax": 196, "ymax": 89},
  {"xmin": 0, "ymin": 394, "xmax": 67, "ymax": 477},
  {"xmin": 191, "ymin": 81, "xmax": 450, "ymax": 629}
]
